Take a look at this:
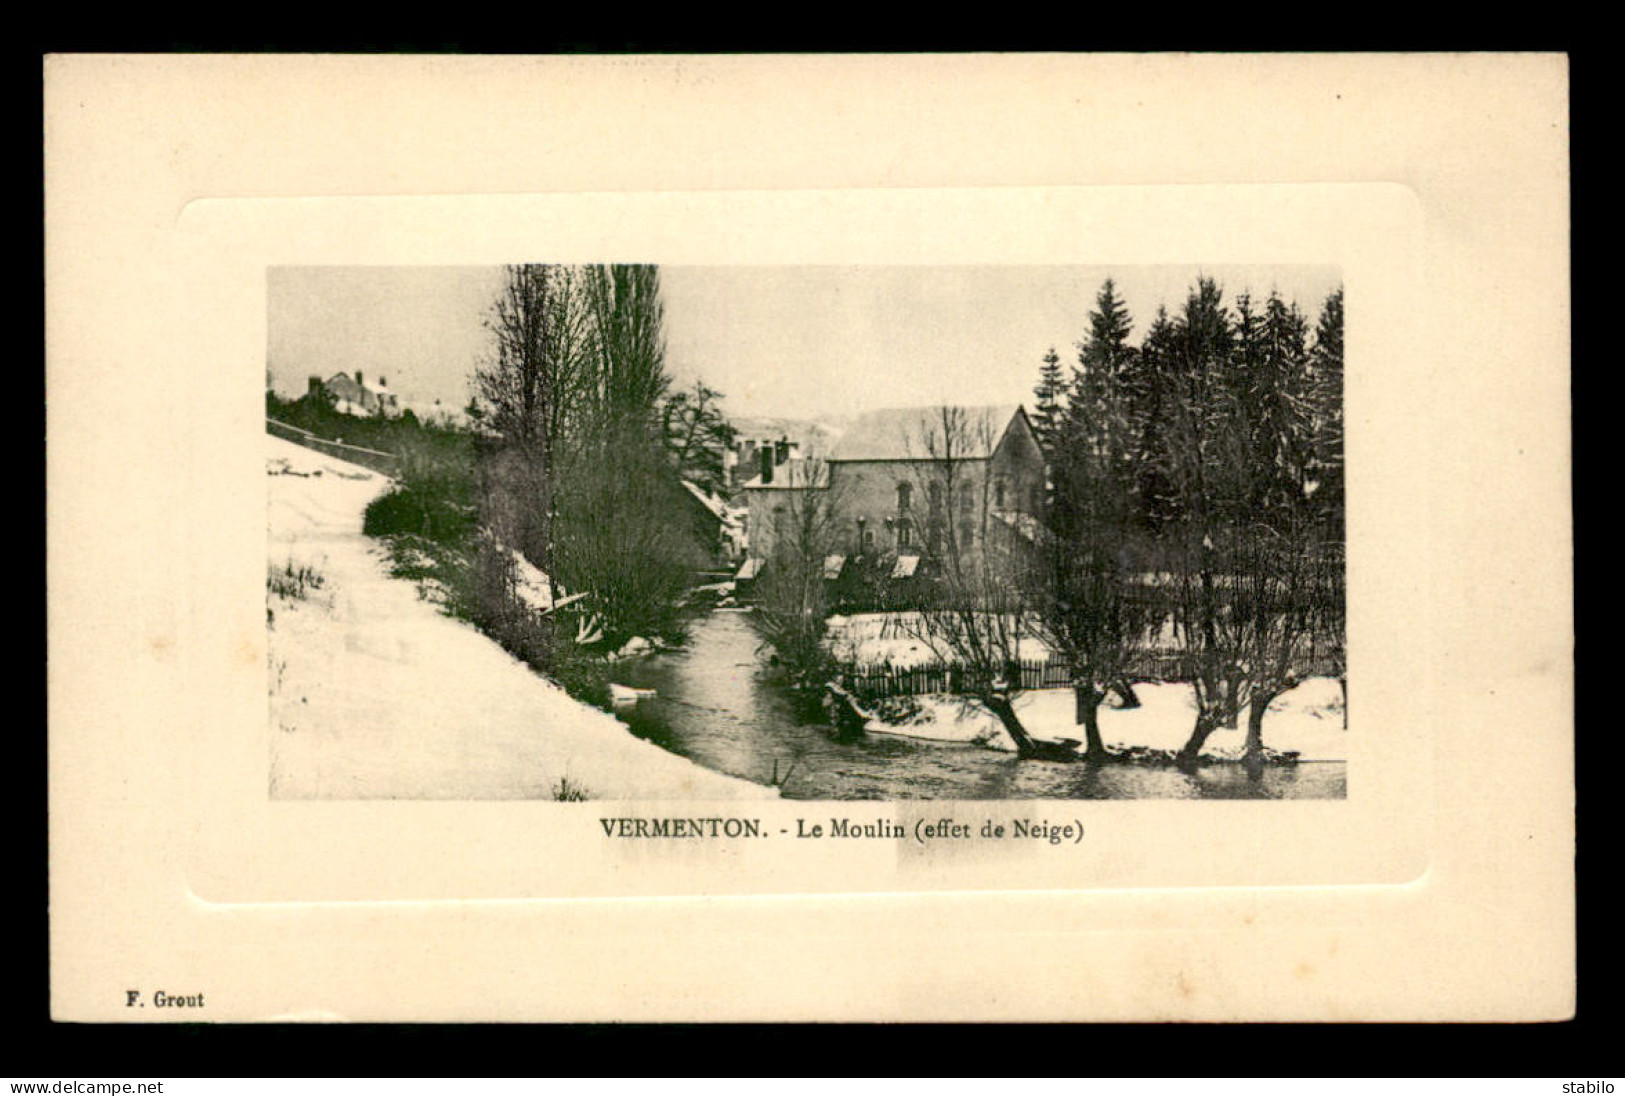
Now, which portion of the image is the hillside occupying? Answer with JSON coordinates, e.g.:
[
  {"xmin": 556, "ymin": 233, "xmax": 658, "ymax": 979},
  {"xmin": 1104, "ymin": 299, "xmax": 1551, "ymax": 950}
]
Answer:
[
  {"xmin": 727, "ymin": 415, "xmax": 845, "ymax": 459},
  {"xmin": 266, "ymin": 433, "xmax": 774, "ymax": 800}
]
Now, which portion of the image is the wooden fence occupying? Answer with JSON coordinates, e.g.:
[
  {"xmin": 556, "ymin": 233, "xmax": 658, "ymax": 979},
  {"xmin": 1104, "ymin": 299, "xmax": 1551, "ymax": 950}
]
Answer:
[
  {"xmin": 840, "ymin": 650, "xmax": 1340, "ymax": 702},
  {"xmin": 267, "ymin": 418, "xmax": 401, "ymax": 477}
]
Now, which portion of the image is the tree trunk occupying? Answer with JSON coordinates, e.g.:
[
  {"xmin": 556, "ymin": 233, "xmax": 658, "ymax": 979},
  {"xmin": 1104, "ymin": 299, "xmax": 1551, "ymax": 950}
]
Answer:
[
  {"xmin": 1244, "ymin": 692, "xmax": 1275, "ymax": 762},
  {"xmin": 1222, "ymin": 677, "xmax": 1240, "ymax": 728},
  {"xmin": 1177, "ymin": 709, "xmax": 1221, "ymax": 769},
  {"xmin": 985, "ymin": 693, "xmax": 1050, "ymax": 759},
  {"xmin": 1074, "ymin": 683, "xmax": 1109, "ymax": 760},
  {"xmin": 1111, "ymin": 677, "xmax": 1141, "ymax": 709},
  {"xmin": 1340, "ymin": 676, "xmax": 1348, "ymax": 729}
]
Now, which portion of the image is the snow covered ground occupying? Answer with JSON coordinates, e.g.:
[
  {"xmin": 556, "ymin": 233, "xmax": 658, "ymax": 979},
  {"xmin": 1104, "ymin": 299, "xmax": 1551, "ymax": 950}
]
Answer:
[
  {"xmin": 266, "ymin": 434, "xmax": 774, "ymax": 800},
  {"xmin": 826, "ymin": 612, "xmax": 1346, "ymax": 761},
  {"xmin": 864, "ymin": 679, "xmax": 1347, "ymax": 761},
  {"xmin": 826, "ymin": 611, "xmax": 1054, "ymax": 668}
]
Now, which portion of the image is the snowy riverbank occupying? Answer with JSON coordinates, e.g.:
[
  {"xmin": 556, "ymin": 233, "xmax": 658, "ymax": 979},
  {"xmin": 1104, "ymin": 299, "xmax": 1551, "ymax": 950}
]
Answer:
[
  {"xmin": 825, "ymin": 612, "xmax": 1346, "ymax": 761},
  {"xmin": 266, "ymin": 433, "xmax": 774, "ymax": 800},
  {"xmin": 863, "ymin": 680, "xmax": 1346, "ymax": 761}
]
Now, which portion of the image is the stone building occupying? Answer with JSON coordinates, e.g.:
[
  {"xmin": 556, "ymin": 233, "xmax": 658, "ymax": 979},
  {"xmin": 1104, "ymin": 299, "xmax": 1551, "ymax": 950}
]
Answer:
[{"xmin": 740, "ymin": 405, "xmax": 1046, "ymax": 576}]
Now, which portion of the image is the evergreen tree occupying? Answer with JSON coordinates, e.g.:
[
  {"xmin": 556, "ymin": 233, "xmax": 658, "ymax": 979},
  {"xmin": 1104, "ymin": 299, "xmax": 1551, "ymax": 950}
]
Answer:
[
  {"xmin": 1042, "ymin": 280, "xmax": 1148, "ymax": 758},
  {"xmin": 1307, "ymin": 286, "xmax": 1345, "ymax": 537},
  {"xmin": 1131, "ymin": 305, "xmax": 1182, "ymax": 532},
  {"xmin": 661, "ymin": 381, "xmax": 737, "ymax": 497},
  {"xmin": 1069, "ymin": 278, "xmax": 1138, "ymax": 490},
  {"xmin": 1229, "ymin": 290, "xmax": 1313, "ymax": 521},
  {"xmin": 1158, "ymin": 276, "xmax": 1247, "ymax": 762},
  {"xmin": 1032, "ymin": 348, "xmax": 1064, "ymax": 453}
]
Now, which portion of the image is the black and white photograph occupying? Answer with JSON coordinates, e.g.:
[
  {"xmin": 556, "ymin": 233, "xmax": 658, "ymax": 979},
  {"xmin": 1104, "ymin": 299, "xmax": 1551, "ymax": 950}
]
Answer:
[
  {"xmin": 266, "ymin": 263, "xmax": 1348, "ymax": 801},
  {"xmin": 47, "ymin": 53, "xmax": 1570, "ymax": 1025}
]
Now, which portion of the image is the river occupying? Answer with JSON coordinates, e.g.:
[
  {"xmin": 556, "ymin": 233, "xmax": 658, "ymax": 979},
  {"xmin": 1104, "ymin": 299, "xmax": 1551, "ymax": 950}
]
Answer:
[{"xmin": 611, "ymin": 611, "xmax": 1346, "ymax": 800}]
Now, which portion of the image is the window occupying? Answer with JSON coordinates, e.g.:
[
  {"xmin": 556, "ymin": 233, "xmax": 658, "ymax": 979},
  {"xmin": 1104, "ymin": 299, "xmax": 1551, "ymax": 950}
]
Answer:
[
  {"xmin": 863, "ymin": 529, "xmax": 875, "ymax": 551},
  {"xmin": 898, "ymin": 523, "xmax": 912, "ymax": 548},
  {"xmin": 897, "ymin": 482, "xmax": 912, "ymax": 513},
  {"xmin": 929, "ymin": 483, "xmax": 943, "ymax": 513},
  {"xmin": 995, "ymin": 477, "xmax": 1006, "ymax": 508}
]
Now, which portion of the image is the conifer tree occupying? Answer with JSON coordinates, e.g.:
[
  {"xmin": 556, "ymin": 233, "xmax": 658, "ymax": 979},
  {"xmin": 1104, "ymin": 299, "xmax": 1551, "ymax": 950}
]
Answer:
[
  {"xmin": 1032, "ymin": 348, "xmax": 1064, "ymax": 453},
  {"xmin": 1131, "ymin": 306, "xmax": 1182, "ymax": 532},
  {"xmin": 1042, "ymin": 280, "xmax": 1148, "ymax": 757},
  {"xmin": 1307, "ymin": 287, "xmax": 1345, "ymax": 538}
]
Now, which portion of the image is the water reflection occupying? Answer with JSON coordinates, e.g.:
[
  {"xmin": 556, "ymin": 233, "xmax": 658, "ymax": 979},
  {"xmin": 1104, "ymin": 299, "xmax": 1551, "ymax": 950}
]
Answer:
[{"xmin": 612, "ymin": 612, "xmax": 1345, "ymax": 801}]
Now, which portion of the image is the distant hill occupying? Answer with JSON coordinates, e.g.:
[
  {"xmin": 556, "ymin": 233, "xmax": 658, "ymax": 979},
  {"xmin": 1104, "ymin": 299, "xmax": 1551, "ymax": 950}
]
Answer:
[{"xmin": 727, "ymin": 415, "xmax": 848, "ymax": 459}]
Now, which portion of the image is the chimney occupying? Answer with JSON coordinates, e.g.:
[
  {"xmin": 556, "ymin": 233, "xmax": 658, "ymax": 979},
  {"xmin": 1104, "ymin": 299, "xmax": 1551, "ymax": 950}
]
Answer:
[
  {"xmin": 307, "ymin": 375, "xmax": 322, "ymax": 396},
  {"xmin": 760, "ymin": 447, "xmax": 773, "ymax": 485},
  {"xmin": 354, "ymin": 371, "xmax": 364, "ymax": 387},
  {"xmin": 378, "ymin": 375, "xmax": 387, "ymax": 388},
  {"xmin": 775, "ymin": 437, "xmax": 788, "ymax": 465}
]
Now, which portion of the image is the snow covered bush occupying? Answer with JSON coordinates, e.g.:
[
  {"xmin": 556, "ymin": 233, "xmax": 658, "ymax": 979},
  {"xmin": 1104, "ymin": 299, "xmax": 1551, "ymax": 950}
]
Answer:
[{"xmin": 267, "ymin": 559, "xmax": 326, "ymax": 602}]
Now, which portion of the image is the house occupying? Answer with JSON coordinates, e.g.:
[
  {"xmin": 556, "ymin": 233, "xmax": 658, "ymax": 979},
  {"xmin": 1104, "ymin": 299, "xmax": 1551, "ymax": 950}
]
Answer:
[
  {"xmin": 681, "ymin": 479, "xmax": 747, "ymax": 566},
  {"xmin": 731, "ymin": 435, "xmax": 800, "ymax": 491},
  {"xmin": 309, "ymin": 371, "xmax": 401, "ymax": 418},
  {"xmin": 740, "ymin": 404, "xmax": 1047, "ymax": 580}
]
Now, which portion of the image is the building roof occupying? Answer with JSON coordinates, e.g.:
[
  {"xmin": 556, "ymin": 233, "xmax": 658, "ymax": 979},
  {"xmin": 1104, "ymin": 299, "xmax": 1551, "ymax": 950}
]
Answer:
[
  {"xmin": 827, "ymin": 405, "xmax": 1022, "ymax": 462},
  {"xmin": 739, "ymin": 458, "xmax": 831, "ymax": 490},
  {"xmin": 682, "ymin": 480, "xmax": 730, "ymax": 522}
]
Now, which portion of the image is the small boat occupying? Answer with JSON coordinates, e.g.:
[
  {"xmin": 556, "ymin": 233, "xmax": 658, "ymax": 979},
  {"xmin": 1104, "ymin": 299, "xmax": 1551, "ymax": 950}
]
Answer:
[{"xmin": 609, "ymin": 683, "xmax": 657, "ymax": 705}]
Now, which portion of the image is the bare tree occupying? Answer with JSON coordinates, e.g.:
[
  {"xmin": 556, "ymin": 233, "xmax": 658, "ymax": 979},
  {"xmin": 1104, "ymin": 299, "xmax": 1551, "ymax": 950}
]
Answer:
[
  {"xmin": 470, "ymin": 264, "xmax": 589, "ymax": 579},
  {"xmin": 903, "ymin": 407, "xmax": 1059, "ymax": 759},
  {"xmin": 750, "ymin": 459, "xmax": 843, "ymax": 698},
  {"xmin": 1150, "ymin": 278, "xmax": 1248, "ymax": 764},
  {"xmin": 470, "ymin": 262, "xmax": 702, "ymax": 648},
  {"xmin": 1228, "ymin": 524, "xmax": 1345, "ymax": 760},
  {"xmin": 1038, "ymin": 294, "xmax": 1150, "ymax": 760},
  {"xmin": 583, "ymin": 264, "xmax": 670, "ymax": 434}
]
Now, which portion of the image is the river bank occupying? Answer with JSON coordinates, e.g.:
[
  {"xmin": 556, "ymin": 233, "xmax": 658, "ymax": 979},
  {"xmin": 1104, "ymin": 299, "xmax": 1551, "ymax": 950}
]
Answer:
[
  {"xmin": 609, "ymin": 612, "xmax": 1346, "ymax": 799},
  {"xmin": 266, "ymin": 433, "xmax": 775, "ymax": 801},
  {"xmin": 856, "ymin": 679, "xmax": 1347, "ymax": 762}
]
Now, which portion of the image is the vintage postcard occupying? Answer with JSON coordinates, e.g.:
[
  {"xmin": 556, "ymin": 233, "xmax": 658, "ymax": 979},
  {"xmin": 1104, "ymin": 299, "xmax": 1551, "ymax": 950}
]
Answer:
[{"xmin": 46, "ymin": 54, "xmax": 1572, "ymax": 1021}]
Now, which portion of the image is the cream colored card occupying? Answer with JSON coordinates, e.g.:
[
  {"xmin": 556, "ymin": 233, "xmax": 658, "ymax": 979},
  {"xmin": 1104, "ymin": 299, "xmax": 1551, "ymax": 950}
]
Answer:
[{"xmin": 46, "ymin": 54, "xmax": 1572, "ymax": 1021}]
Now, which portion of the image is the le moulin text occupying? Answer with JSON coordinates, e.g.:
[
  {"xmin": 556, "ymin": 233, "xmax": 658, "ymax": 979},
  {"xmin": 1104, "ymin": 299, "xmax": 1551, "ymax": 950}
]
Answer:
[{"xmin": 599, "ymin": 816, "xmax": 1084, "ymax": 845}]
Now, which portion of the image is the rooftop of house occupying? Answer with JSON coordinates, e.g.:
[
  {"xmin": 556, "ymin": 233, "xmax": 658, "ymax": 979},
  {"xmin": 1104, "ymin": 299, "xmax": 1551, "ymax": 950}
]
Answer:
[
  {"xmin": 826, "ymin": 405, "xmax": 1022, "ymax": 462},
  {"xmin": 682, "ymin": 480, "xmax": 744, "ymax": 527},
  {"xmin": 326, "ymin": 372, "xmax": 395, "ymax": 395},
  {"xmin": 739, "ymin": 458, "xmax": 832, "ymax": 491}
]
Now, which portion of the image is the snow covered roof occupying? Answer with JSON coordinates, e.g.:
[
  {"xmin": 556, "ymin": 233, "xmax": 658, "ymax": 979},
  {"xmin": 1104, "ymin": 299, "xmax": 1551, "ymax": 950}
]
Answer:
[
  {"xmin": 890, "ymin": 555, "xmax": 921, "ymax": 579},
  {"xmin": 828, "ymin": 405, "xmax": 1021, "ymax": 462},
  {"xmin": 682, "ymin": 480, "xmax": 731, "ymax": 522},
  {"xmin": 823, "ymin": 554, "xmax": 847, "ymax": 580},
  {"xmin": 736, "ymin": 558, "xmax": 763, "ymax": 580}
]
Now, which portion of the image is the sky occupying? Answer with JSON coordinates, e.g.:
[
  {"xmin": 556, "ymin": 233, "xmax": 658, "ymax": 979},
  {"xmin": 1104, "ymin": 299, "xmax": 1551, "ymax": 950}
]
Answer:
[{"xmin": 267, "ymin": 264, "xmax": 1343, "ymax": 422}]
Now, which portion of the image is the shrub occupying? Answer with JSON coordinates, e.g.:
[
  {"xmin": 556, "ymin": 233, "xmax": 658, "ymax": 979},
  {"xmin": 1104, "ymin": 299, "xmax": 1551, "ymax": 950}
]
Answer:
[
  {"xmin": 551, "ymin": 776, "xmax": 591, "ymax": 802},
  {"xmin": 268, "ymin": 559, "xmax": 325, "ymax": 602},
  {"xmin": 364, "ymin": 485, "xmax": 476, "ymax": 544}
]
